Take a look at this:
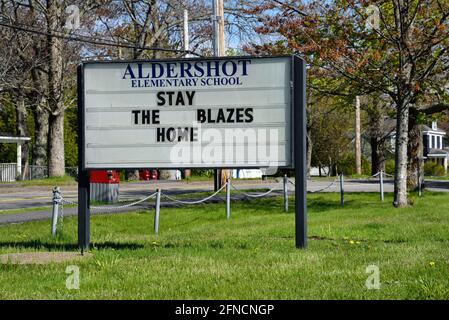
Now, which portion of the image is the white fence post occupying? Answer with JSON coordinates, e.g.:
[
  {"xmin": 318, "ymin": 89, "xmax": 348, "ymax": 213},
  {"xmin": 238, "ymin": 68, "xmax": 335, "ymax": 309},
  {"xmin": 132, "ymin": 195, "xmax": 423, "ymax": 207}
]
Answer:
[
  {"xmin": 51, "ymin": 187, "xmax": 61, "ymax": 237},
  {"xmin": 226, "ymin": 178, "xmax": 231, "ymax": 219},
  {"xmin": 379, "ymin": 170, "xmax": 384, "ymax": 202},
  {"xmin": 154, "ymin": 188, "xmax": 161, "ymax": 234},
  {"xmin": 283, "ymin": 174, "xmax": 288, "ymax": 212}
]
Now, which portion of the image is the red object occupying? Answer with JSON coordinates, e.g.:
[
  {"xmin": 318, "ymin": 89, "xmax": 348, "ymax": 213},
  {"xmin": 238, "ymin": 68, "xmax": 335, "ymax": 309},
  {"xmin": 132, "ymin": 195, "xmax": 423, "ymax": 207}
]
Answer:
[
  {"xmin": 150, "ymin": 170, "xmax": 158, "ymax": 180},
  {"xmin": 139, "ymin": 170, "xmax": 150, "ymax": 181},
  {"xmin": 90, "ymin": 170, "xmax": 120, "ymax": 184},
  {"xmin": 139, "ymin": 170, "xmax": 158, "ymax": 181}
]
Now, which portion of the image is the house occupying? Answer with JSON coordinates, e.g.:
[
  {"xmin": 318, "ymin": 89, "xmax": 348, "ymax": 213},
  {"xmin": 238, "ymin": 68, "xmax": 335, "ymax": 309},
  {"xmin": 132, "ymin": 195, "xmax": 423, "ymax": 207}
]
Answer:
[
  {"xmin": 423, "ymin": 122, "xmax": 448, "ymax": 173},
  {"xmin": 390, "ymin": 121, "xmax": 448, "ymax": 174},
  {"xmin": 0, "ymin": 132, "xmax": 31, "ymax": 181}
]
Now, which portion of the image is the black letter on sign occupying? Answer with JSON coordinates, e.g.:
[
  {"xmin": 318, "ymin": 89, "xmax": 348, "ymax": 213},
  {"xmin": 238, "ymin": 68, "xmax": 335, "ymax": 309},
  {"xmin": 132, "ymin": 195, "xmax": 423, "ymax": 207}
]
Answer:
[
  {"xmin": 153, "ymin": 110, "xmax": 160, "ymax": 124},
  {"xmin": 191, "ymin": 127, "xmax": 198, "ymax": 142},
  {"xmin": 132, "ymin": 110, "xmax": 140, "ymax": 124},
  {"xmin": 226, "ymin": 109, "xmax": 235, "ymax": 123},
  {"xmin": 157, "ymin": 92, "xmax": 165, "ymax": 106},
  {"xmin": 245, "ymin": 108, "xmax": 253, "ymax": 123},
  {"xmin": 142, "ymin": 110, "xmax": 150, "ymax": 124},
  {"xmin": 186, "ymin": 91, "xmax": 195, "ymax": 105},
  {"xmin": 167, "ymin": 128, "xmax": 176, "ymax": 142},
  {"xmin": 156, "ymin": 128, "xmax": 165, "ymax": 142},
  {"xmin": 236, "ymin": 108, "xmax": 245, "ymax": 123},
  {"xmin": 197, "ymin": 109, "xmax": 206, "ymax": 123}
]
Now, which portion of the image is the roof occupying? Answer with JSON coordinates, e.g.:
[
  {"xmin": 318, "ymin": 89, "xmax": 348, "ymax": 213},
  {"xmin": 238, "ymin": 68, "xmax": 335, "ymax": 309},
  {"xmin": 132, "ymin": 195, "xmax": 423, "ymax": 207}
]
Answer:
[
  {"xmin": 422, "ymin": 125, "xmax": 446, "ymax": 135},
  {"xmin": 0, "ymin": 133, "xmax": 31, "ymax": 143},
  {"xmin": 389, "ymin": 122, "xmax": 447, "ymax": 136},
  {"xmin": 427, "ymin": 148, "xmax": 449, "ymax": 157}
]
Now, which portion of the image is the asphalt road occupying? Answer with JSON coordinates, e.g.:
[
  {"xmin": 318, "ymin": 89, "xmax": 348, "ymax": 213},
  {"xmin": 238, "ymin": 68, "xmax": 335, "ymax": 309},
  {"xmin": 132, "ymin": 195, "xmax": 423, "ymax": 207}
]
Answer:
[
  {"xmin": 0, "ymin": 178, "xmax": 394, "ymax": 211},
  {"xmin": 0, "ymin": 178, "xmax": 447, "ymax": 225}
]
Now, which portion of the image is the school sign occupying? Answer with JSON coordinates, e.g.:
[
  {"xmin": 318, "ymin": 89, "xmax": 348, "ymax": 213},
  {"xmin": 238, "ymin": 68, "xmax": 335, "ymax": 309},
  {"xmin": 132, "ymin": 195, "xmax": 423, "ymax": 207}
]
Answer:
[{"xmin": 77, "ymin": 56, "xmax": 307, "ymax": 248}]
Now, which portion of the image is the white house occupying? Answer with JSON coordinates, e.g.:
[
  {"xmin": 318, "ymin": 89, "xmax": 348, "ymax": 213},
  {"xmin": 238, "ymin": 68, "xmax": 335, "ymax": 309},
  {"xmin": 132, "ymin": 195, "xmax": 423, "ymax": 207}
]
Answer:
[
  {"xmin": 0, "ymin": 132, "xmax": 31, "ymax": 181},
  {"xmin": 423, "ymin": 121, "xmax": 448, "ymax": 173}
]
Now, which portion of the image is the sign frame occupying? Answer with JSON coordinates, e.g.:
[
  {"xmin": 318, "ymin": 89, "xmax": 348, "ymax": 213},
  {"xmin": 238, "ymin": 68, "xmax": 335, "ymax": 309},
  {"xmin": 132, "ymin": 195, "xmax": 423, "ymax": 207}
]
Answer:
[
  {"xmin": 78, "ymin": 55, "xmax": 295, "ymax": 171},
  {"xmin": 77, "ymin": 55, "xmax": 307, "ymax": 249}
]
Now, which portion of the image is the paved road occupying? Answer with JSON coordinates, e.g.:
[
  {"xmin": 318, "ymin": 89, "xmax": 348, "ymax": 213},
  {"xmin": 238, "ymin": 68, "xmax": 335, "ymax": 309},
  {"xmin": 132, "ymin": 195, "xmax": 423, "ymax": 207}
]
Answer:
[
  {"xmin": 0, "ymin": 178, "xmax": 393, "ymax": 211},
  {"xmin": 0, "ymin": 178, "xmax": 447, "ymax": 225}
]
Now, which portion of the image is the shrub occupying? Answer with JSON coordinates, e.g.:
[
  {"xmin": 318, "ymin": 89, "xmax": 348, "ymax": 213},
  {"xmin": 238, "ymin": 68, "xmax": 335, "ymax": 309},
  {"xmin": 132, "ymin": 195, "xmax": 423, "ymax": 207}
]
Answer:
[
  {"xmin": 385, "ymin": 159, "xmax": 395, "ymax": 175},
  {"xmin": 338, "ymin": 154, "xmax": 370, "ymax": 176},
  {"xmin": 190, "ymin": 169, "xmax": 214, "ymax": 177},
  {"xmin": 424, "ymin": 161, "xmax": 446, "ymax": 177}
]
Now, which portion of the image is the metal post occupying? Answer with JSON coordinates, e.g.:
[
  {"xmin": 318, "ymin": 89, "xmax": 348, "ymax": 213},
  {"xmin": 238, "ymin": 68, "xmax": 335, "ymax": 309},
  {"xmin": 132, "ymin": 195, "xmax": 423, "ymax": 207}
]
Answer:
[
  {"xmin": 16, "ymin": 143, "xmax": 22, "ymax": 178},
  {"xmin": 283, "ymin": 174, "xmax": 288, "ymax": 212},
  {"xmin": 77, "ymin": 65, "xmax": 90, "ymax": 251},
  {"xmin": 379, "ymin": 170, "xmax": 384, "ymax": 202},
  {"xmin": 154, "ymin": 189, "xmax": 161, "ymax": 234},
  {"xmin": 51, "ymin": 187, "xmax": 61, "ymax": 237},
  {"xmin": 226, "ymin": 178, "xmax": 230, "ymax": 219},
  {"xmin": 78, "ymin": 170, "xmax": 90, "ymax": 250},
  {"xmin": 214, "ymin": 169, "xmax": 219, "ymax": 191},
  {"xmin": 340, "ymin": 174, "xmax": 344, "ymax": 206},
  {"xmin": 294, "ymin": 56, "xmax": 307, "ymax": 249}
]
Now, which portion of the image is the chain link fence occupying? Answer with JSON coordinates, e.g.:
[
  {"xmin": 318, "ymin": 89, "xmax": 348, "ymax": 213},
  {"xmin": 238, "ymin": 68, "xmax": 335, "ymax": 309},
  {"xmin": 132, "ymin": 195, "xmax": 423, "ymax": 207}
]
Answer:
[{"xmin": 0, "ymin": 164, "xmax": 78, "ymax": 181}]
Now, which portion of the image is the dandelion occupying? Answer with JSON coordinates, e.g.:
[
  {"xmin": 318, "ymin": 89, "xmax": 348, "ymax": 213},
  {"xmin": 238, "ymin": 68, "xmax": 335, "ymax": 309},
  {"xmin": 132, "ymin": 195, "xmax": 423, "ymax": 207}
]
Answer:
[
  {"xmin": 349, "ymin": 240, "xmax": 355, "ymax": 244},
  {"xmin": 429, "ymin": 261, "xmax": 436, "ymax": 267}
]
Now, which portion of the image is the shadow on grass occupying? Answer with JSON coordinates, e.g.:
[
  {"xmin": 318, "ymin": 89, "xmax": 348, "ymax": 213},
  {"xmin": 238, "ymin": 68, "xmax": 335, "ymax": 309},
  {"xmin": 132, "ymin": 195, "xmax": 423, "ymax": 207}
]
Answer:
[
  {"xmin": 307, "ymin": 198, "xmax": 363, "ymax": 212},
  {"xmin": 0, "ymin": 239, "xmax": 143, "ymax": 251}
]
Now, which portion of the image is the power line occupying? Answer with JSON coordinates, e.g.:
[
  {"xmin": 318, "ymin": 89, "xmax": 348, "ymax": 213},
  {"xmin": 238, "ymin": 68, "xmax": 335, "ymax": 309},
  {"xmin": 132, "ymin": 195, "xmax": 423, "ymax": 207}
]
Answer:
[{"xmin": 0, "ymin": 20, "xmax": 203, "ymax": 57}]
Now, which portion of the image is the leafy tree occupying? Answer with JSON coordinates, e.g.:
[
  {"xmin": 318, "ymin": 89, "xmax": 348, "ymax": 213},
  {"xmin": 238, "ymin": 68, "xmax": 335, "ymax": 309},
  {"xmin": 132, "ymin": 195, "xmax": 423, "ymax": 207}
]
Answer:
[{"xmin": 246, "ymin": 0, "xmax": 449, "ymax": 207}]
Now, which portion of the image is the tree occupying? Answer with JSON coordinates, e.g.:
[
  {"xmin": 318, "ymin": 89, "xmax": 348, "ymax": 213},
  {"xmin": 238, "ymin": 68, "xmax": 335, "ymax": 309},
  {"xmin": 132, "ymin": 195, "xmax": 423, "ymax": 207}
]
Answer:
[
  {"xmin": 246, "ymin": 0, "xmax": 449, "ymax": 207},
  {"xmin": 362, "ymin": 94, "xmax": 394, "ymax": 175}
]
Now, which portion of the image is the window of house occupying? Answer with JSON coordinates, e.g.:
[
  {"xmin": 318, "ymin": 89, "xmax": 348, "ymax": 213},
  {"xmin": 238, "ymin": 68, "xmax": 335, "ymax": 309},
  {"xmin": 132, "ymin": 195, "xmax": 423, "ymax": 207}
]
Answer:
[
  {"xmin": 432, "ymin": 135, "xmax": 435, "ymax": 148},
  {"xmin": 432, "ymin": 122, "xmax": 438, "ymax": 130}
]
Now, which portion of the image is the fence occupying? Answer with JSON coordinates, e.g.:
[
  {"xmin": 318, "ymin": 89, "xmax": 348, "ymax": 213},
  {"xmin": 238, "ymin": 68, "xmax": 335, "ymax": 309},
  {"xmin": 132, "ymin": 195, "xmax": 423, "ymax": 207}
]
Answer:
[
  {"xmin": 50, "ymin": 171, "xmax": 407, "ymax": 237},
  {"xmin": 0, "ymin": 164, "xmax": 78, "ymax": 181},
  {"xmin": 0, "ymin": 163, "xmax": 16, "ymax": 182}
]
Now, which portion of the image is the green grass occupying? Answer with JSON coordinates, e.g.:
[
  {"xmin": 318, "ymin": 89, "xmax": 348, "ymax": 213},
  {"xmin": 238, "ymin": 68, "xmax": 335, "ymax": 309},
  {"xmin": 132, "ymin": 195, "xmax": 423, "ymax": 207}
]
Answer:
[
  {"xmin": 0, "ymin": 206, "xmax": 52, "ymax": 215},
  {"xmin": 0, "ymin": 192, "xmax": 449, "ymax": 299},
  {"xmin": 425, "ymin": 175, "xmax": 449, "ymax": 180},
  {"xmin": 0, "ymin": 175, "xmax": 76, "ymax": 187}
]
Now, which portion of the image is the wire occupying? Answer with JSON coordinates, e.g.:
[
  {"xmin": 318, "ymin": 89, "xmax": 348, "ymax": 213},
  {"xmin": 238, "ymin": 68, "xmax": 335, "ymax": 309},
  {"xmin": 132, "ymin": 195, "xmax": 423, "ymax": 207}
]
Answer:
[{"xmin": 0, "ymin": 19, "xmax": 203, "ymax": 57}]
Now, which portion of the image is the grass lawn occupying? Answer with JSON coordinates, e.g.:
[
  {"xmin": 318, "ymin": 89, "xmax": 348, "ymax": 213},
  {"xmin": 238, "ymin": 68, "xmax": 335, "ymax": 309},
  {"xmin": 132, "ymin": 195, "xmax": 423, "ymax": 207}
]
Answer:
[
  {"xmin": 0, "ymin": 192, "xmax": 448, "ymax": 299},
  {"xmin": 0, "ymin": 175, "xmax": 76, "ymax": 187}
]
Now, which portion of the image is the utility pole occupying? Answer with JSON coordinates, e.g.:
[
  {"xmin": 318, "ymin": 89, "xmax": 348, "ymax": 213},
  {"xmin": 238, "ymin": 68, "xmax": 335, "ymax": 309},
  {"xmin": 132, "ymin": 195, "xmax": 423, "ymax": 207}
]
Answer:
[
  {"xmin": 217, "ymin": 0, "xmax": 225, "ymax": 55},
  {"xmin": 212, "ymin": 0, "xmax": 226, "ymax": 190},
  {"xmin": 355, "ymin": 95, "xmax": 362, "ymax": 175},
  {"xmin": 183, "ymin": 9, "xmax": 189, "ymax": 53},
  {"xmin": 183, "ymin": 8, "xmax": 192, "ymax": 179},
  {"xmin": 212, "ymin": 0, "xmax": 224, "ymax": 56}
]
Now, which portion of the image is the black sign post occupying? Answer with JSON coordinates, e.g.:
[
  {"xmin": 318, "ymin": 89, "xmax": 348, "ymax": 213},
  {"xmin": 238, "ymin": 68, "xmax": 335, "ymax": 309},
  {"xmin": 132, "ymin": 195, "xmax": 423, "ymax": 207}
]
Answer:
[
  {"xmin": 77, "ymin": 65, "xmax": 90, "ymax": 250},
  {"xmin": 76, "ymin": 55, "xmax": 307, "ymax": 250},
  {"xmin": 293, "ymin": 56, "xmax": 307, "ymax": 249}
]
